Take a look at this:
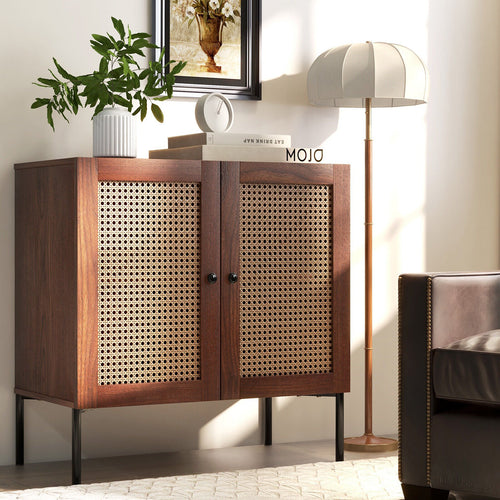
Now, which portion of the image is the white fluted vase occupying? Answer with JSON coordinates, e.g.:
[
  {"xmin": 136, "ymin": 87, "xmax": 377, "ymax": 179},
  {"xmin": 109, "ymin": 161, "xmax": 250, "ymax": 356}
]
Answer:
[{"xmin": 93, "ymin": 107, "xmax": 137, "ymax": 157}]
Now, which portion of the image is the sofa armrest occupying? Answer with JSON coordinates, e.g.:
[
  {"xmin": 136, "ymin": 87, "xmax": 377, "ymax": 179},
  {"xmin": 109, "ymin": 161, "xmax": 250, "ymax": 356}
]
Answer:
[
  {"xmin": 398, "ymin": 273, "xmax": 429, "ymax": 487},
  {"xmin": 398, "ymin": 271, "xmax": 500, "ymax": 488}
]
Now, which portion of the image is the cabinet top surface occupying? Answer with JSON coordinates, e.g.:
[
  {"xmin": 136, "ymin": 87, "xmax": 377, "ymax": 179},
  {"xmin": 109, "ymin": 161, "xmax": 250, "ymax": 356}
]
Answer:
[{"xmin": 14, "ymin": 157, "xmax": 349, "ymax": 170}]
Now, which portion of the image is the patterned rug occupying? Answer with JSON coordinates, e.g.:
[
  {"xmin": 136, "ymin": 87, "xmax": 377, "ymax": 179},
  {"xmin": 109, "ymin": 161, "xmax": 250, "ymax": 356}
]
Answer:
[
  {"xmin": 0, "ymin": 457, "xmax": 403, "ymax": 499},
  {"xmin": 0, "ymin": 456, "xmax": 490, "ymax": 499}
]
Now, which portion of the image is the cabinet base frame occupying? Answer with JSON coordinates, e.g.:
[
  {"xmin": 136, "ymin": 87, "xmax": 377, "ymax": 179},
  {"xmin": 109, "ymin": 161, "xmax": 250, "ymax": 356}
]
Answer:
[{"xmin": 16, "ymin": 393, "xmax": 345, "ymax": 484}]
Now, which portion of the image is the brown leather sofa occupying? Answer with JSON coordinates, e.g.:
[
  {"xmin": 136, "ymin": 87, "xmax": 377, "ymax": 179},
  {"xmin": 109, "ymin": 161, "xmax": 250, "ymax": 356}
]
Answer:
[{"xmin": 398, "ymin": 272, "xmax": 500, "ymax": 499}]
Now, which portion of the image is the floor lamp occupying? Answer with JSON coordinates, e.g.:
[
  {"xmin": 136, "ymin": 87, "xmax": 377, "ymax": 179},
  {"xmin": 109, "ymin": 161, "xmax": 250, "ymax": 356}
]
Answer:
[{"xmin": 307, "ymin": 42, "xmax": 428, "ymax": 451}]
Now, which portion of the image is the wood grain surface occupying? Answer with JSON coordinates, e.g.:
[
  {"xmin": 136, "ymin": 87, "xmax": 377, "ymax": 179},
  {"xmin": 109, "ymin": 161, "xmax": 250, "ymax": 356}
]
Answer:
[{"xmin": 15, "ymin": 159, "xmax": 78, "ymax": 403}]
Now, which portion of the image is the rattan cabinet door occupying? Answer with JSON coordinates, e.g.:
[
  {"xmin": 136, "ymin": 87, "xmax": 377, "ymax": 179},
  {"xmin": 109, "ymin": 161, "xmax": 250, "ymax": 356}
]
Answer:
[
  {"xmin": 80, "ymin": 160, "xmax": 221, "ymax": 408},
  {"xmin": 220, "ymin": 162, "xmax": 350, "ymax": 400}
]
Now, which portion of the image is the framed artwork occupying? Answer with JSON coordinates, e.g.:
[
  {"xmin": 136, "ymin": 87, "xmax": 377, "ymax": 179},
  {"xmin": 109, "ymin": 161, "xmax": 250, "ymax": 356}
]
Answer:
[{"xmin": 154, "ymin": 0, "xmax": 261, "ymax": 100}]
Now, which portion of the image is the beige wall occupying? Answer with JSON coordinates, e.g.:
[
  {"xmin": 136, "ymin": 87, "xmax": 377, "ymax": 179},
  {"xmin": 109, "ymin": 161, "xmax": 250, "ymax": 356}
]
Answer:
[{"xmin": 0, "ymin": 0, "xmax": 498, "ymax": 465}]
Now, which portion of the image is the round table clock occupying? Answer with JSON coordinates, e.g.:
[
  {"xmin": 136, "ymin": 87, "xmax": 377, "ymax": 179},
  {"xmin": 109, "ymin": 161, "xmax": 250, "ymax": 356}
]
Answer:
[{"xmin": 195, "ymin": 93, "xmax": 234, "ymax": 133}]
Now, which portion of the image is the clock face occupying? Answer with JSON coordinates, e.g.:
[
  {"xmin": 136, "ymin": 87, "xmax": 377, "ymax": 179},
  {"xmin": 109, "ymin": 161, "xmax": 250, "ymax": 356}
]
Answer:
[{"xmin": 195, "ymin": 93, "xmax": 234, "ymax": 133}]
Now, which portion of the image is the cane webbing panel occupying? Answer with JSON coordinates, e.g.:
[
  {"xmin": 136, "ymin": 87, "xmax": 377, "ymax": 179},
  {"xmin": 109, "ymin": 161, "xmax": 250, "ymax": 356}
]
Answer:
[
  {"xmin": 98, "ymin": 181, "xmax": 201, "ymax": 385},
  {"xmin": 239, "ymin": 183, "xmax": 333, "ymax": 378}
]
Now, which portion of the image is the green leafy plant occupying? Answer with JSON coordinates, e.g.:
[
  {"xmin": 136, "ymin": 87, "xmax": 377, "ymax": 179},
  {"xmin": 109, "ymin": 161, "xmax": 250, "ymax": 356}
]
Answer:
[{"xmin": 32, "ymin": 17, "xmax": 186, "ymax": 130}]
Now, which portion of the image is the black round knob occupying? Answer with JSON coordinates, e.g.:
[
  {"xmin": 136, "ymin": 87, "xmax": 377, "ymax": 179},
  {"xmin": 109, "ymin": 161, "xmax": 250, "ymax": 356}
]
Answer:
[
  {"xmin": 207, "ymin": 272, "xmax": 217, "ymax": 283},
  {"xmin": 228, "ymin": 272, "xmax": 238, "ymax": 283}
]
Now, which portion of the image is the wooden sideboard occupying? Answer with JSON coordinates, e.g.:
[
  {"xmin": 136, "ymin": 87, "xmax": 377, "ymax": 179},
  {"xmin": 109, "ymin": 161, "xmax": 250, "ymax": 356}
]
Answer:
[{"xmin": 15, "ymin": 157, "xmax": 350, "ymax": 483}]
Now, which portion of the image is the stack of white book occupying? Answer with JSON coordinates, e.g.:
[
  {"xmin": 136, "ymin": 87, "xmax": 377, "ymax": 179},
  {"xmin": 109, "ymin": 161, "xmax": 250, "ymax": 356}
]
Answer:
[{"xmin": 149, "ymin": 133, "xmax": 324, "ymax": 163}]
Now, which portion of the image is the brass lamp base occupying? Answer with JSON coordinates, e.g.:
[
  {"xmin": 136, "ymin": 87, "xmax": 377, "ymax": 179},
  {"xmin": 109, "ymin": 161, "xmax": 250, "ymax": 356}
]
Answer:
[{"xmin": 344, "ymin": 434, "xmax": 398, "ymax": 452}]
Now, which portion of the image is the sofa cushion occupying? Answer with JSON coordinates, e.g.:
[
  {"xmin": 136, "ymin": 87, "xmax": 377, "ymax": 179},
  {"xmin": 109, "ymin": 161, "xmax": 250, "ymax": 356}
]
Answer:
[
  {"xmin": 433, "ymin": 330, "xmax": 500, "ymax": 406},
  {"xmin": 446, "ymin": 329, "xmax": 500, "ymax": 351}
]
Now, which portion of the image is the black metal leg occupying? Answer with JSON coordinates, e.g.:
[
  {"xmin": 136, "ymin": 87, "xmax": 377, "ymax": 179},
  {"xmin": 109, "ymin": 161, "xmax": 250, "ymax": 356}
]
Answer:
[
  {"xmin": 335, "ymin": 393, "xmax": 344, "ymax": 461},
  {"xmin": 16, "ymin": 395, "xmax": 24, "ymax": 466},
  {"xmin": 264, "ymin": 397, "xmax": 272, "ymax": 446},
  {"xmin": 72, "ymin": 409, "xmax": 82, "ymax": 485}
]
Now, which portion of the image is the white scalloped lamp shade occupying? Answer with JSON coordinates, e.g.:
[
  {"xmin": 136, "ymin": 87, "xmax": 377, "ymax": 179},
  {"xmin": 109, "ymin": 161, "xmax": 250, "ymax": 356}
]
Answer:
[
  {"xmin": 93, "ymin": 106, "xmax": 137, "ymax": 157},
  {"xmin": 307, "ymin": 42, "xmax": 428, "ymax": 108}
]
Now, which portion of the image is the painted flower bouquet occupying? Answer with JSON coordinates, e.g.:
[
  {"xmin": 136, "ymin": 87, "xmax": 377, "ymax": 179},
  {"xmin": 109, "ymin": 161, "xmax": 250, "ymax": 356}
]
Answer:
[
  {"xmin": 172, "ymin": 0, "xmax": 241, "ymax": 73},
  {"xmin": 173, "ymin": 0, "xmax": 240, "ymax": 27}
]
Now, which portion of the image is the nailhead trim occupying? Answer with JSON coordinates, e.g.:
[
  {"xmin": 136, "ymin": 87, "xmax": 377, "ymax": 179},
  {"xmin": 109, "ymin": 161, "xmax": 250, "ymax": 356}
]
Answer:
[
  {"xmin": 426, "ymin": 276, "xmax": 433, "ymax": 486},
  {"xmin": 397, "ymin": 275, "xmax": 403, "ymax": 482}
]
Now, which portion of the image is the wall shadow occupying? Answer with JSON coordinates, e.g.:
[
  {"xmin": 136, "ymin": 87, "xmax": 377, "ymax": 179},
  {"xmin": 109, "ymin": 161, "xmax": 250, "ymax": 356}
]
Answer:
[
  {"xmin": 24, "ymin": 399, "xmax": 256, "ymax": 463},
  {"xmin": 262, "ymin": 73, "xmax": 339, "ymax": 147}
]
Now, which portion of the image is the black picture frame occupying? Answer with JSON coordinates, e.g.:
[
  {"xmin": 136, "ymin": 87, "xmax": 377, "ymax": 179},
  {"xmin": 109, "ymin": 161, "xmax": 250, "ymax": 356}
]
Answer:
[{"xmin": 154, "ymin": 0, "xmax": 261, "ymax": 100}]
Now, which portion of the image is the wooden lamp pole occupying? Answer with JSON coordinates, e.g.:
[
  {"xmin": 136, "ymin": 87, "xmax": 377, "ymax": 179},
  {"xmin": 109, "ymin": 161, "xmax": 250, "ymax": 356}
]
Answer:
[{"xmin": 344, "ymin": 98, "xmax": 398, "ymax": 452}]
